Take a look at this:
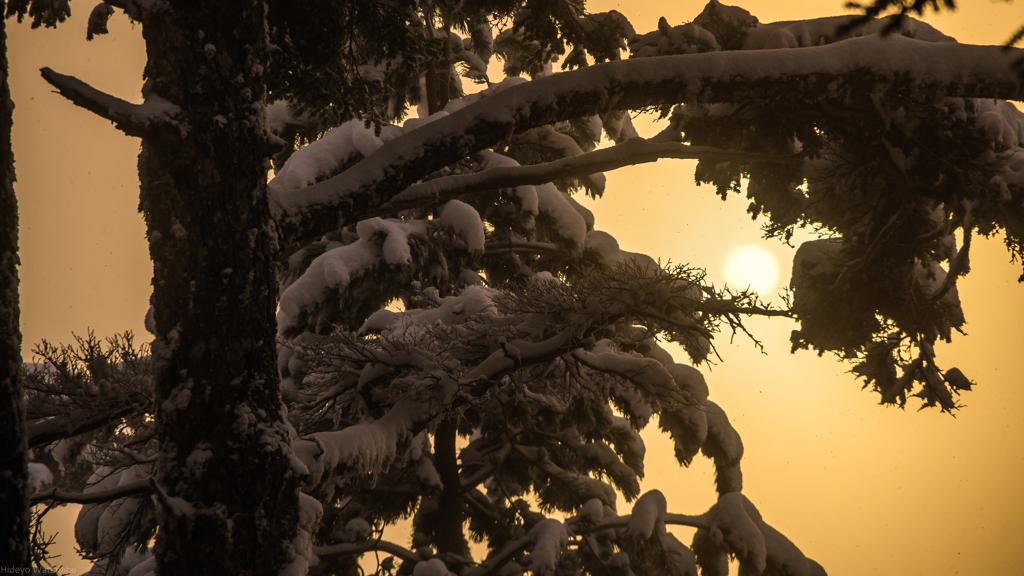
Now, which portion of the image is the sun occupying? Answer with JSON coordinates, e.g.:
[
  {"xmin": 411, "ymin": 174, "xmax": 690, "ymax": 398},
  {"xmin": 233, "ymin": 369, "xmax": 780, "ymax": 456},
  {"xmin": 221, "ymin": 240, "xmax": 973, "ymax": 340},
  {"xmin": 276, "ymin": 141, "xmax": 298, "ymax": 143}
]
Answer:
[{"xmin": 723, "ymin": 245, "xmax": 780, "ymax": 294}]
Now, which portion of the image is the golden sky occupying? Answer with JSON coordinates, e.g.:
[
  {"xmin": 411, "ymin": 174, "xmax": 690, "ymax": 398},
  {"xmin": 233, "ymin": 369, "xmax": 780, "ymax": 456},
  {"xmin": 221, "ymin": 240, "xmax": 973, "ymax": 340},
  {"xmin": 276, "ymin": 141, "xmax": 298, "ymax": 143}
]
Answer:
[{"xmin": 9, "ymin": 1, "xmax": 1024, "ymax": 574}]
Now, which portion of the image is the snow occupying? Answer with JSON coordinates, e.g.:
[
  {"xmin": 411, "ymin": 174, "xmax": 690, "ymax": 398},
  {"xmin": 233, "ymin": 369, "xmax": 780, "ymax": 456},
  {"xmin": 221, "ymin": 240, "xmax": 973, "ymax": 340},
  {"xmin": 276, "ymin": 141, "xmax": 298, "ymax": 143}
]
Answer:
[
  {"xmin": 125, "ymin": 555, "xmax": 156, "ymax": 576},
  {"xmin": 575, "ymin": 498, "xmax": 606, "ymax": 525},
  {"xmin": 270, "ymin": 120, "xmax": 367, "ymax": 192},
  {"xmin": 706, "ymin": 492, "xmax": 767, "ymax": 574},
  {"xmin": 527, "ymin": 519, "xmax": 568, "ymax": 576},
  {"xmin": 76, "ymin": 466, "xmax": 124, "ymax": 551},
  {"xmin": 702, "ymin": 401, "xmax": 744, "ymax": 465},
  {"xmin": 629, "ymin": 20, "xmax": 719, "ymax": 58},
  {"xmin": 627, "ymin": 489, "xmax": 667, "ymax": 540},
  {"xmin": 791, "ymin": 238, "xmax": 843, "ymax": 282},
  {"xmin": 360, "ymin": 285, "xmax": 500, "ymax": 337},
  {"xmin": 744, "ymin": 14, "xmax": 954, "ymax": 51},
  {"xmin": 298, "ymin": 492, "xmax": 324, "ymax": 528},
  {"xmin": 536, "ymin": 184, "xmax": 587, "ymax": 248},
  {"xmin": 27, "ymin": 461, "xmax": 53, "ymax": 493},
  {"xmin": 413, "ymin": 558, "xmax": 455, "ymax": 576},
  {"xmin": 666, "ymin": 363, "xmax": 709, "ymax": 403},
  {"xmin": 572, "ymin": 348, "xmax": 678, "ymax": 398},
  {"xmin": 344, "ymin": 518, "xmax": 373, "ymax": 539},
  {"xmin": 271, "ymin": 35, "xmax": 1023, "ymax": 241},
  {"xmin": 296, "ymin": 369, "xmax": 459, "ymax": 488},
  {"xmin": 97, "ymin": 464, "xmax": 150, "ymax": 553},
  {"xmin": 584, "ymin": 230, "xmax": 659, "ymax": 274},
  {"xmin": 436, "ymin": 200, "xmax": 486, "ymax": 253}
]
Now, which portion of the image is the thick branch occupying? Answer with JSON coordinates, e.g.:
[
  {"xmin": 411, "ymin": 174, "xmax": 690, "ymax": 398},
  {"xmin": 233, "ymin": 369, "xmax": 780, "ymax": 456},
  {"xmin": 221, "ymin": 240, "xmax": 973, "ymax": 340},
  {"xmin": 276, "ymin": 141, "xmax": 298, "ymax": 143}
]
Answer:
[
  {"xmin": 696, "ymin": 300, "xmax": 795, "ymax": 318},
  {"xmin": 40, "ymin": 68, "xmax": 179, "ymax": 137},
  {"xmin": 461, "ymin": 534, "xmax": 533, "ymax": 576},
  {"xmin": 313, "ymin": 540, "xmax": 420, "ymax": 564},
  {"xmin": 571, "ymin": 512, "xmax": 710, "ymax": 534},
  {"xmin": 30, "ymin": 478, "xmax": 153, "ymax": 505},
  {"xmin": 379, "ymin": 141, "xmax": 799, "ymax": 216},
  {"xmin": 27, "ymin": 401, "xmax": 143, "ymax": 448},
  {"xmin": 271, "ymin": 37, "xmax": 1023, "ymax": 245}
]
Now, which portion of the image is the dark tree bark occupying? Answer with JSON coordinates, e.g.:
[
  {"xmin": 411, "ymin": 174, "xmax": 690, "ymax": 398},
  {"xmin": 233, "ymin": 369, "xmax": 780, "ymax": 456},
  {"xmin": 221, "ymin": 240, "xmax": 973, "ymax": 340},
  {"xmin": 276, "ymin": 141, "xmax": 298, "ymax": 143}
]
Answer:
[
  {"xmin": 433, "ymin": 417, "xmax": 469, "ymax": 560},
  {"xmin": 0, "ymin": 7, "xmax": 29, "ymax": 566},
  {"xmin": 136, "ymin": 1, "xmax": 300, "ymax": 573}
]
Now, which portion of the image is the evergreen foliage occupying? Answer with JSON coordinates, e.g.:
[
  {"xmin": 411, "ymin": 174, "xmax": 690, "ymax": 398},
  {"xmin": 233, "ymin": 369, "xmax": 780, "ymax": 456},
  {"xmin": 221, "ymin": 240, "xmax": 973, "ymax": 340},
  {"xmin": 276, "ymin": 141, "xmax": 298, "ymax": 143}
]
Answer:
[{"xmin": 10, "ymin": 1, "xmax": 1024, "ymax": 575}]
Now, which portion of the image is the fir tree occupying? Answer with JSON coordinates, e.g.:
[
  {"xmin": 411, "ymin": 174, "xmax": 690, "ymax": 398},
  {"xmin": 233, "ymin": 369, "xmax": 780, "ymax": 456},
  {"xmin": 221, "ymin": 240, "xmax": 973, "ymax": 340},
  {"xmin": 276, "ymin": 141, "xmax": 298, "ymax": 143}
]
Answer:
[{"xmin": 11, "ymin": 1, "xmax": 1024, "ymax": 576}]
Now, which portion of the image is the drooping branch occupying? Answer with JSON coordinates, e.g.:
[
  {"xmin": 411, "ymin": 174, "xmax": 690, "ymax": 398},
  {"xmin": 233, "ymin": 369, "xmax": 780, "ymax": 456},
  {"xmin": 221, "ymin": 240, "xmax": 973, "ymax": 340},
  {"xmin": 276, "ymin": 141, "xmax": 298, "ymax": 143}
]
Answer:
[
  {"xmin": 30, "ymin": 478, "xmax": 153, "ymax": 505},
  {"xmin": 270, "ymin": 37, "xmax": 1023, "ymax": 245},
  {"xmin": 313, "ymin": 539, "xmax": 420, "ymax": 565},
  {"xmin": 696, "ymin": 299, "xmax": 795, "ymax": 318},
  {"xmin": 40, "ymin": 68, "xmax": 179, "ymax": 137},
  {"xmin": 570, "ymin": 511, "xmax": 711, "ymax": 534},
  {"xmin": 27, "ymin": 398, "xmax": 148, "ymax": 448},
  {"xmin": 377, "ymin": 140, "xmax": 801, "ymax": 217}
]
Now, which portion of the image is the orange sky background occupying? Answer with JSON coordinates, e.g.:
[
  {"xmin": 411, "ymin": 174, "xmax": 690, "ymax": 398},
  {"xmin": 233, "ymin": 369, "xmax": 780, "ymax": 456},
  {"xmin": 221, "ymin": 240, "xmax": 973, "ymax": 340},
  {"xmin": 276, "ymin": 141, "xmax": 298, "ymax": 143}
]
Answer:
[{"xmin": 9, "ymin": 1, "xmax": 1024, "ymax": 574}]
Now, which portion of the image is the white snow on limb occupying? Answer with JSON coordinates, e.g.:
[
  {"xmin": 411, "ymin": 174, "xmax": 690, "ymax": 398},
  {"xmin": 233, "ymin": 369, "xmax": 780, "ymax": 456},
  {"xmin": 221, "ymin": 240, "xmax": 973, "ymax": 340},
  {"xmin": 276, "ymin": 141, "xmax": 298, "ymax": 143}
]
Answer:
[
  {"xmin": 574, "ymin": 498, "xmax": 606, "ymax": 526},
  {"xmin": 125, "ymin": 555, "xmax": 156, "ymax": 576},
  {"xmin": 627, "ymin": 489, "xmax": 668, "ymax": 540},
  {"xmin": 298, "ymin": 375, "xmax": 457, "ymax": 487},
  {"xmin": 279, "ymin": 218, "xmax": 430, "ymax": 334},
  {"xmin": 746, "ymin": 13, "xmax": 953, "ymax": 51},
  {"xmin": 702, "ymin": 401, "xmax": 744, "ymax": 464},
  {"xmin": 344, "ymin": 518, "xmax": 373, "ymax": 540},
  {"xmin": 527, "ymin": 519, "xmax": 568, "ymax": 576},
  {"xmin": 584, "ymin": 230, "xmax": 659, "ymax": 274},
  {"xmin": 298, "ymin": 492, "xmax": 324, "ymax": 528},
  {"xmin": 659, "ymin": 402, "xmax": 708, "ymax": 466},
  {"xmin": 572, "ymin": 348, "xmax": 678, "ymax": 399},
  {"xmin": 357, "ymin": 217, "xmax": 429, "ymax": 266},
  {"xmin": 436, "ymin": 200, "xmax": 486, "ymax": 253},
  {"xmin": 914, "ymin": 259, "xmax": 963, "ymax": 317},
  {"xmin": 658, "ymin": 530, "xmax": 700, "ymax": 576},
  {"xmin": 974, "ymin": 99, "xmax": 1024, "ymax": 150},
  {"xmin": 97, "ymin": 464, "xmax": 149, "ymax": 554},
  {"xmin": 404, "ymin": 111, "xmax": 451, "ymax": 132},
  {"xmin": 272, "ymin": 37, "xmax": 1024, "ymax": 241},
  {"xmin": 706, "ymin": 492, "xmax": 767, "ymax": 574},
  {"xmin": 629, "ymin": 20, "xmax": 720, "ymax": 58},
  {"xmin": 791, "ymin": 238, "xmax": 843, "ymax": 283},
  {"xmin": 758, "ymin": 519, "xmax": 815, "ymax": 576},
  {"xmin": 75, "ymin": 466, "xmax": 123, "ymax": 552},
  {"xmin": 360, "ymin": 285, "xmax": 501, "ymax": 337},
  {"xmin": 277, "ymin": 238, "xmax": 381, "ymax": 334},
  {"xmin": 271, "ymin": 120, "xmax": 367, "ymax": 192},
  {"xmin": 536, "ymin": 184, "xmax": 587, "ymax": 248},
  {"xmin": 266, "ymin": 101, "xmax": 307, "ymax": 135},
  {"xmin": 413, "ymin": 558, "xmax": 455, "ymax": 576},
  {"xmin": 27, "ymin": 462, "xmax": 53, "ymax": 493},
  {"xmin": 41, "ymin": 68, "xmax": 180, "ymax": 137},
  {"xmin": 304, "ymin": 402, "xmax": 424, "ymax": 482},
  {"xmin": 86, "ymin": 2, "xmax": 114, "ymax": 40},
  {"xmin": 417, "ymin": 457, "xmax": 443, "ymax": 489},
  {"xmin": 666, "ymin": 363, "xmax": 709, "ymax": 403}
]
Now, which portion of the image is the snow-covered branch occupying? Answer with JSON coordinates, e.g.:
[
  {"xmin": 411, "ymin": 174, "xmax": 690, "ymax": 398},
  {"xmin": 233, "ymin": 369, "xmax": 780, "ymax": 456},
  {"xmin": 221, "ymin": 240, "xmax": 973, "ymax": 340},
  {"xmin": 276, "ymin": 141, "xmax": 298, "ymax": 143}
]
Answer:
[
  {"xmin": 30, "ymin": 478, "xmax": 152, "ymax": 505},
  {"xmin": 696, "ymin": 299, "xmax": 795, "ymax": 318},
  {"xmin": 571, "ymin": 511, "xmax": 711, "ymax": 534},
  {"xmin": 378, "ymin": 140, "xmax": 800, "ymax": 217},
  {"xmin": 27, "ymin": 401, "xmax": 144, "ymax": 448},
  {"xmin": 313, "ymin": 539, "xmax": 419, "ymax": 564},
  {"xmin": 271, "ymin": 37, "xmax": 1022, "ymax": 245},
  {"xmin": 40, "ymin": 68, "xmax": 179, "ymax": 138}
]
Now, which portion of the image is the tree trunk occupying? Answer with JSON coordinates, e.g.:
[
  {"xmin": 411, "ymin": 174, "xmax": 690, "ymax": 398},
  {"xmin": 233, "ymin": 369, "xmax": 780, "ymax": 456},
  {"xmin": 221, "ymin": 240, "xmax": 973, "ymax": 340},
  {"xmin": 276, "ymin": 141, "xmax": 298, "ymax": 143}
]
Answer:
[
  {"xmin": 0, "ymin": 8, "xmax": 29, "ymax": 566},
  {"xmin": 433, "ymin": 417, "xmax": 469, "ymax": 559},
  {"xmin": 139, "ymin": 1, "xmax": 300, "ymax": 573}
]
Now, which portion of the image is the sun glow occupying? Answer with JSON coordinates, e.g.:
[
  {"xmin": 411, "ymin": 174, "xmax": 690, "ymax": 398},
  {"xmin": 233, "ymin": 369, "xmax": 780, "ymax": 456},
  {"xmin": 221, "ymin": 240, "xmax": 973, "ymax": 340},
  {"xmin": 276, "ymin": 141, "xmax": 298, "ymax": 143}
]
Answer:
[{"xmin": 723, "ymin": 245, "xmax": 780, "ymax": 294}]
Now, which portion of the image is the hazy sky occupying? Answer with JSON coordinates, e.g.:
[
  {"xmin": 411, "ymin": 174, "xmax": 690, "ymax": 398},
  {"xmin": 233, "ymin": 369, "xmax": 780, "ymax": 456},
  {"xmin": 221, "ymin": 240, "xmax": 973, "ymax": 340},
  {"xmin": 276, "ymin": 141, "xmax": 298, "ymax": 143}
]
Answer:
[{"xmin": 9, "ymin": 1, "xmax": 1024, "ymax": 574}]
